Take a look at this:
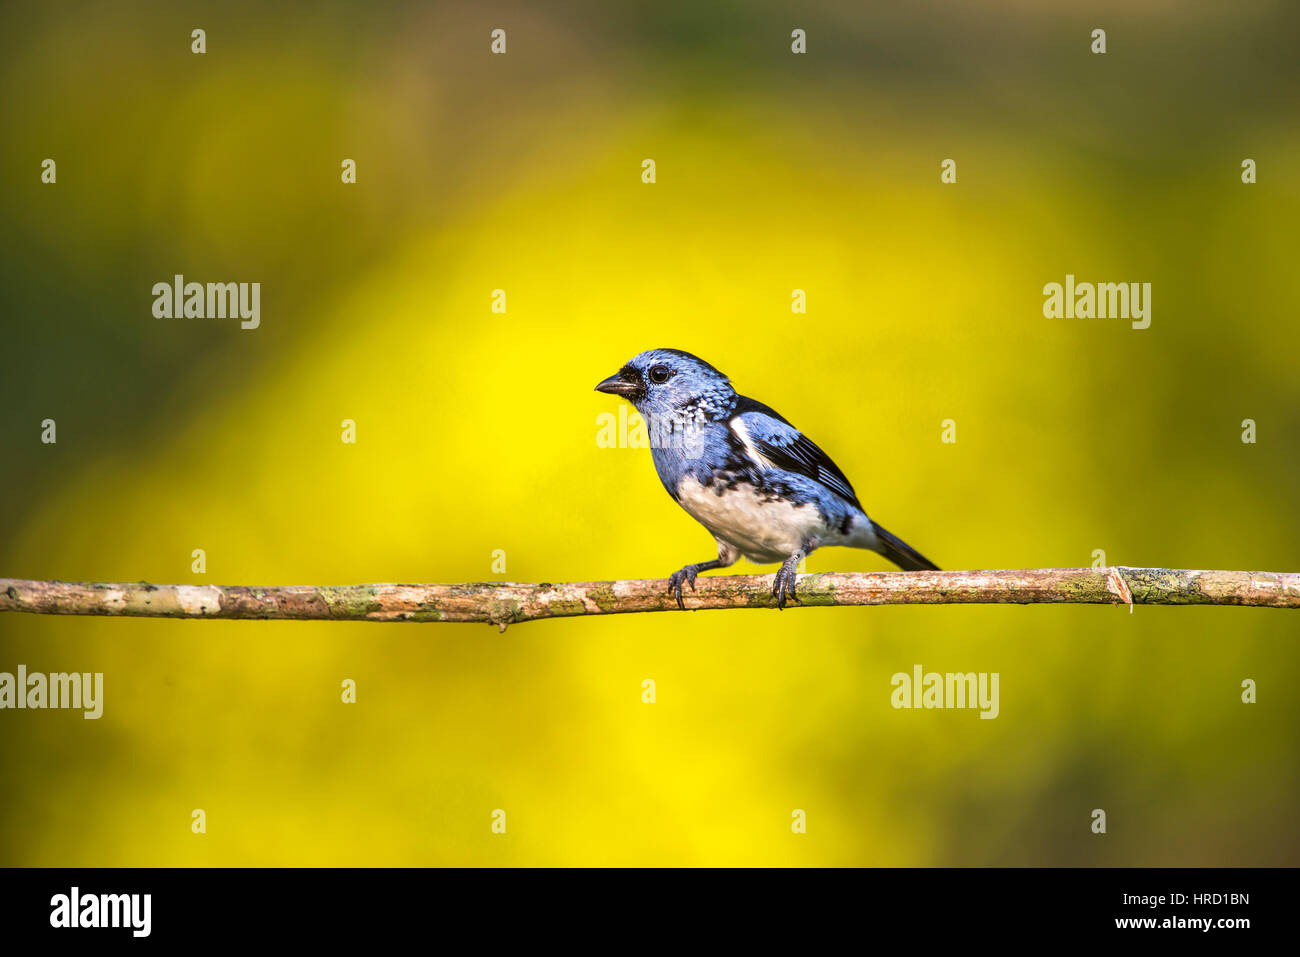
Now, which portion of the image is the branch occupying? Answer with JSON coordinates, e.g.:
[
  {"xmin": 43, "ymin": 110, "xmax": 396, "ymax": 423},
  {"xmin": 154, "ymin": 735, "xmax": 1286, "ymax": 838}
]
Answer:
[{"xmin": 1, "ymin": 568, "xmax": 1297, "ymax": 628}]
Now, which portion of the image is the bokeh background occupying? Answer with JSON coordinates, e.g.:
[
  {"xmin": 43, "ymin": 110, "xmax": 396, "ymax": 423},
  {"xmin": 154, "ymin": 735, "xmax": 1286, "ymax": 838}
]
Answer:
[{"xmin": 1, "ymin": 0, "xmax": 1298, "ymax": 866}]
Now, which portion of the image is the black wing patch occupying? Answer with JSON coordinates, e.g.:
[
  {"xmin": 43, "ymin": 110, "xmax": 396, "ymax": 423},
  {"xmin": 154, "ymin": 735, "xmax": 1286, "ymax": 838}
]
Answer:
[{"xmin": 729, "ymin": 396, "xmax": 862, "ymax": 508}]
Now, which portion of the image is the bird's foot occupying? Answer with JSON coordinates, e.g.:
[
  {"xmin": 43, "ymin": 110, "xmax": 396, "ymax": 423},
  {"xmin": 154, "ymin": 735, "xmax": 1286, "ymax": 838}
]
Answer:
[
  {"xmin": 771, "ymin": 555, "xmax": 803, "ymax": 610},
  {"xmin": 667, "ymin": 564, "xmax": 704, "ymax": 611}
]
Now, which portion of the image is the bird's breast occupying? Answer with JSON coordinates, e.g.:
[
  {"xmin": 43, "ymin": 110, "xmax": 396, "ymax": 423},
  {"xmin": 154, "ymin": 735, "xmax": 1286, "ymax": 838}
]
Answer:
[{"xmin": 674, "ymin": 476, "xmax": 824, "ymax": 563}]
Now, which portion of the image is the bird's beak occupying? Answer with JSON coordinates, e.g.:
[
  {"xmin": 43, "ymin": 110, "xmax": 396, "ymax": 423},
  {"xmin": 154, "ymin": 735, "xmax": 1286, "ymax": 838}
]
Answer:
[{"xmin": 594, "ymin": 370, "xmax": 641, "ymax": 397}]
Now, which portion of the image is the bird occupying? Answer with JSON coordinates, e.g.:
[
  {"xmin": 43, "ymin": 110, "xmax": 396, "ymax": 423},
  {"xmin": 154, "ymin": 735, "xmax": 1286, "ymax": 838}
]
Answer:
[{"xmin": 595, "ymin": 348, "xmax": 939, "ymax": 610}]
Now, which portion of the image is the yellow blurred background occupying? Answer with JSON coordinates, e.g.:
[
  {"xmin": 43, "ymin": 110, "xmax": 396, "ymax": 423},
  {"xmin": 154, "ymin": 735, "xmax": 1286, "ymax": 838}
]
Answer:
[{"xmin": 1, "ymin": 0, "xmax": 1297, "ymax": 865}]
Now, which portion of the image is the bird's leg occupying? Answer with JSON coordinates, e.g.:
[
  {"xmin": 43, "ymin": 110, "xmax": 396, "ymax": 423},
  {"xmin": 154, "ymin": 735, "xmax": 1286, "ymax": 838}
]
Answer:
[
  {"xmin": 667, "ymin": 560, "xmax": 725, "ymax": 611},
  {"xmin": 771, "ymin": 549, "xmax": 807, "ymax": 610}
]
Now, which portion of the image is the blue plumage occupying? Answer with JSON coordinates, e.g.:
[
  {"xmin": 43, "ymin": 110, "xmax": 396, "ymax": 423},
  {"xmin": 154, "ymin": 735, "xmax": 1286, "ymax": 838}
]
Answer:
[{"xmin": 596, "ymin": 349, "xmax": 939, "ymax": 609}]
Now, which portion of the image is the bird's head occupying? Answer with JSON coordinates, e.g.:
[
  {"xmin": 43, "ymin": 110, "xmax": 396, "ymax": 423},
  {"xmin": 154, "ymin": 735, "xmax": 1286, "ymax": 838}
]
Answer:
[{"xmin": 595, "ymin": 349, "xmax": 735, "ymax": 418}]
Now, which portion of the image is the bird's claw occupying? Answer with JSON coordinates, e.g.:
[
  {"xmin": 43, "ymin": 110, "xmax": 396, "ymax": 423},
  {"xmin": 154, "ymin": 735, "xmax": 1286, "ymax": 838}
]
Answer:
[
  {"xmin": 667, "ymin": 565, "xmax": 700, "ymax": 611},
  {"xmin": 771, "ymin": 559, "xmax": 802, "ymax": 610}
]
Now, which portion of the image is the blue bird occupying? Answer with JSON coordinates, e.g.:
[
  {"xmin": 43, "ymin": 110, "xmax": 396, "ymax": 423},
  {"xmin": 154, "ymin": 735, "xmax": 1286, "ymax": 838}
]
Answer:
[{"xmin": 595, "ymin": 348, "xmax": 939, "ymax": 609}]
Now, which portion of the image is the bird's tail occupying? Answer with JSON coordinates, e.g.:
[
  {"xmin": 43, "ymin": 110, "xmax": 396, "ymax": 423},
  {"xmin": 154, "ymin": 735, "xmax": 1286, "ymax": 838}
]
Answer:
[{"xmin": 871, "ymin": 521, "xmax": 940, "ymax": 571}]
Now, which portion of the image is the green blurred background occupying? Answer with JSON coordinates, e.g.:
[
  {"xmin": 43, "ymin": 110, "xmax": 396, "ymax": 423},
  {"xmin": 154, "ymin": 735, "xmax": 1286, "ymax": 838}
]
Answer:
[{"xmin": 1, "ymin": 0, "xmax": 1297, "ymax": 865}]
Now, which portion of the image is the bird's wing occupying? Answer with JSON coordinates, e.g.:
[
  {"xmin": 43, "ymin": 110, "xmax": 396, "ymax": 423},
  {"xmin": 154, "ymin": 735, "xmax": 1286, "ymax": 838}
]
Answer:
[{"xmin": 728, "ymin": 396, "xmax": 861, "ymax": 508}]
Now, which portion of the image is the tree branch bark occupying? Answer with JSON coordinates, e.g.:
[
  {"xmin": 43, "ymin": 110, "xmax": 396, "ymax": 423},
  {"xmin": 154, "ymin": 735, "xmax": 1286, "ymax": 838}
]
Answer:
[{"xmin": 1, "ymin": 568, "xmax": 1297, "ymax": 628}]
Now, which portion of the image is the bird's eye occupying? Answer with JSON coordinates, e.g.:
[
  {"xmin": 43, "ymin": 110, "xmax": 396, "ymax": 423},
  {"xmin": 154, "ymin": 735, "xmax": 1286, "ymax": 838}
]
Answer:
[{"xmin": 648, "ymin": 365, "xmax": 672, "ymax": 384}]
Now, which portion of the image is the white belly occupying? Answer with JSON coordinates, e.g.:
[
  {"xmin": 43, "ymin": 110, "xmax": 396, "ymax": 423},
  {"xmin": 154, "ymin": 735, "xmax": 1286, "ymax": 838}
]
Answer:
[{"xmin": 676, "ymin": 478, "xmax": 824, "ymax": 564}]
